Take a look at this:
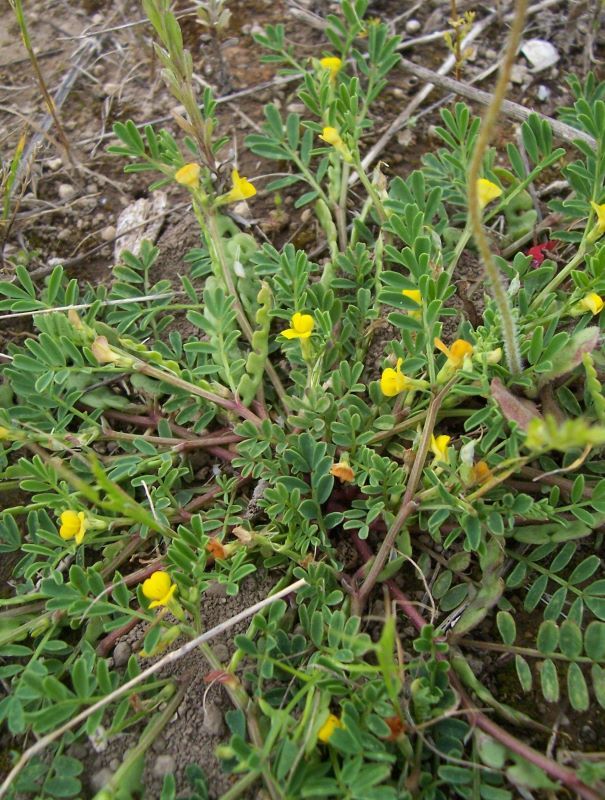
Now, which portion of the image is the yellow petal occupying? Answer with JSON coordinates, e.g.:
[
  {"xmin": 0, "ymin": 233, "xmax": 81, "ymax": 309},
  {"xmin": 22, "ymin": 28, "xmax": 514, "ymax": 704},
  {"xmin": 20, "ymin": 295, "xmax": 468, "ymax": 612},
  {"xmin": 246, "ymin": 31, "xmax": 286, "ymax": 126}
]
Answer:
[
  {"xmin": 449, "ymin": 339, "xmax": 474, "ymax": 366},
  {"xmin": 402, "ymin": 289, "xmax": 421, "ymax": 305},
  {"xmin": 143, "ymin": 571, "xmax": 174, "ymax": 603},
  {"xmin": 434, "ymin": 337, "xmax": 451, "ymax": 359},
  {"xmin": 319, "ymin": 56, "xmax": 342, "ymax": 77},
  {"xmin": 175, "ymin": 163, "xmax": 201, "ymax": 188},
  {"xmin": 430, "ymin": 434, "xmax": 451, "ymax": 462},
  {"xmin": 319, "ymin": 126, "xmax": 341, "ymax": 146},
  {"xmin": 590, "ymin": 201, "xmax": 605, "ymax": 233},
  {"xmin": 330, "ymin": 462, "xmax": 355, "ymax": 482},
  {"xmin": 476, "ymin": 178, "xmax": 502, "ymax": 210},
  {"xmin": 318, "ymin": 713, "xmax": 343, "ymax": 743},
  {"xmin": 579, "ymin": 292, "xmax": 604, "ymax": 315}
]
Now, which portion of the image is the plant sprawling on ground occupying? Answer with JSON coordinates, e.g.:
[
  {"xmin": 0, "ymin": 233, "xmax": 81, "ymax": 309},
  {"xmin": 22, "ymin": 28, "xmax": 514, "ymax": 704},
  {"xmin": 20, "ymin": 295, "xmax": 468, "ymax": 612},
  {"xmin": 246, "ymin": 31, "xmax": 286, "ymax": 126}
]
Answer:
[{"xmin": 1, "ymin": 1, "xmax": 605, "ymax": 798}]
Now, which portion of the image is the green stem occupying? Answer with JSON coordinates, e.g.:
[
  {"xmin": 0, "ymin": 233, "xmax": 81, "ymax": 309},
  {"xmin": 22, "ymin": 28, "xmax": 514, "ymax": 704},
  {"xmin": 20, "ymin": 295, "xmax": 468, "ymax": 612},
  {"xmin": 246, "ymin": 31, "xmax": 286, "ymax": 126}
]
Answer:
[{"xmin": 467, "ymin": 0, "xmax": 528, "ymax": 375}]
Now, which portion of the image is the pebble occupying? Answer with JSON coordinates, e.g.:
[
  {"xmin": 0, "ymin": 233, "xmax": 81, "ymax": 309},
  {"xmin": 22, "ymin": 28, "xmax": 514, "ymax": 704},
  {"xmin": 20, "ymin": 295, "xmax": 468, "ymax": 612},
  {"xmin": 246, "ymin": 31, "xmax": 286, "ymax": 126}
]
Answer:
[
  {"xmin": 405, "ymin": 19, "xmax": 422, "ymax": 35},
  {"xmin": 537, "ymin": 84, "xmax": 551, "ymax": 102},
  {"xmin": 203, "ymin": 701, "xmax": 226, "ymax": 736},
  {"xmin": 113, "ymin": 641, "xmax": 131, "ymax": 667},
  {"xmin": 153, "ymin": 754, "xmax": 176, "ymax": 777},
  {"xmin": 58, "ymin": 183, "xmax": 76, "ymax": 202},
  {"xmin": 47, "ymin": 157, "xmax": 63, "ymax": 171},
  {"xmin": 109, "ymin": 758, "xmax": 120, "ymax": 771},
  {"xmin": 101, "ymin": 225, "xmax": 116, "ymax": 242},
  {"xmin": 214, "ymin": 643, "xmax": 229, "ymax": 661},
  {"xmin": 286, "ymin": 102, "xmax": 306, "ymax": 114},
  {"xmin": 510, "ymin": 64, "xmax": 529, "ymax": 85},
  {"xmin": 90, "ymin": 768, "xmax": 113, "ymax": 792},
  {"xmin": 521, "ymin": 39, "xmax": 559, "ymax": 72},
  {"xmin": 103, "ymin": 82, "xmax": 121, "ymax": 96}
]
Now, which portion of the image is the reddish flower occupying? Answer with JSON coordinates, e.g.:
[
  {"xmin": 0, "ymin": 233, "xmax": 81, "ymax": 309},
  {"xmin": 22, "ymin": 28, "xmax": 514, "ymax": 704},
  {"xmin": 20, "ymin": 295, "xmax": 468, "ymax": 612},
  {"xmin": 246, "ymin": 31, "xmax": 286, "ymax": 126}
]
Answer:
[
  {"xmin": 206, "ymin": 539, "xmax": 227, "ymax": 559},
  {"xmin": 525, "ymin": 240, "xmax": 557, "ymax": 268}
]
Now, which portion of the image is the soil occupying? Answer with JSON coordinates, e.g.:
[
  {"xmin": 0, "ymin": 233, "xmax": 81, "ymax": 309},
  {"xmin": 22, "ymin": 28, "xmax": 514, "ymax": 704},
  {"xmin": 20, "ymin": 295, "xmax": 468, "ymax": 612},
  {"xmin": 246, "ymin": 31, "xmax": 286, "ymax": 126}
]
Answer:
[{"xmin": 1, "ymin": 0, "xmax": 605, "ymax": 798}]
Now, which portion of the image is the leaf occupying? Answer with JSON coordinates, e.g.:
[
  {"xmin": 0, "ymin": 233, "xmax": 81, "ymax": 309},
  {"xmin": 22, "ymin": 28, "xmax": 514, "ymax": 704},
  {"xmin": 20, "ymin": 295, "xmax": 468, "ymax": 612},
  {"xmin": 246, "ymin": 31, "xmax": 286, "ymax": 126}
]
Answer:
[
  {"xmin": 515, "ymin": 655, "xmax": 533, "ymax": 692},
  {"xmin": 536, "ymin": 620, "xmax": 559, "ymax": 654},
  {"xmin": 567, "ymin": 662, "xmax": 589, "ymax": 711},
  {"xmin": 491, "ymin": 378, "xmax": 542, "ymax": 431},
  {"xmin": 559, "ymin": 620, "xmax": 583, "ymax": 659},
  {"xmin": 539, "ymin": 658, "xmax": 559, "ymax": 702},
  {"xmin": 584, "ymin": 621, "xmax": 605, "ymax": 661}
]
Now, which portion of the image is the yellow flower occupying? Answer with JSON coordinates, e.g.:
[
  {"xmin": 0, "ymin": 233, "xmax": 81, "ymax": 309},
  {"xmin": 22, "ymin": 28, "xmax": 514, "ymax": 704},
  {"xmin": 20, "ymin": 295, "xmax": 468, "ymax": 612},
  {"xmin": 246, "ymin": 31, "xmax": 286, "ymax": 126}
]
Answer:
[
  {"xmin": 476, "ymin": 178, "xmax": 502, "ymax": 210},
  {"xmin": 402, "ymin": 289, "xmax": 422, "ymax": 319},
  {"xmin": 319, "ymin": 127, "xmax": 353, "ymax": 162},
  {"xmin": 59, "ymin": 510, "xmax": 87, "ymax": 545},
  {"xmin": 590, "ymin": 201, "xmax": 605, "ymax": 236},
  {"xmin": 319, "ymin": 56, "xmax": 342, "ymax": 79},
  {"xmin": 430, "ymin": 434, "xmax": 451, "ymax": 463},
  {"xmin": 0, "ymin": 427, "xmax": 10, "ymax": 440},
  {"xmin": 578, "ymin": 292, "xmax": 604, "ymax": 315},
  {"xmin": 330, "ymin": 460, "xmax": 355, "ymax": 483},
  {"xmin": 380, "ymin": 357, "xmax": 409, "ymax": 397},
  {"xmin": 282, "ymin": 312, "xmax": 314, "ymax": 340},
  {"xmin": 318, "ymin": 713, "xmax": 343, "ymax": 743},
  {"xmin": 142, "ymin": 571, "xmax": 177, "ymax": 609},
  {"xmin": 222, "ymin": 169, "xmax": 256, "ymax": 203},
  {"xmin": 434, "ymin": 337, "xmax": 474, "ymax": 369},
  {"xmin": 91, "ymin": 336, "xmax": 121, "ymax": 365},
  {"xmin": 175, "ymin": 163, "xmax": 201, "ymax": 189}
]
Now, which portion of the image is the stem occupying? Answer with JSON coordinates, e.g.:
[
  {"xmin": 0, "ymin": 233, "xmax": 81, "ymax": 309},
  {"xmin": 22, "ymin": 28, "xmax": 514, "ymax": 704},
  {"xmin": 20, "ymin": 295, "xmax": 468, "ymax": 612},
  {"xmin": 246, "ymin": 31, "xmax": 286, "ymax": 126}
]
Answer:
[
  {"xmin": 336, "ymin": 161, "xmax": 350, "ymax": 250},
  {"xmin": 355, "ymin": 379, "xmax": 454, "ymax": 610},
  {"xmin": 467, "ymin": 0, "xmax": 528, "ymax": 375}
]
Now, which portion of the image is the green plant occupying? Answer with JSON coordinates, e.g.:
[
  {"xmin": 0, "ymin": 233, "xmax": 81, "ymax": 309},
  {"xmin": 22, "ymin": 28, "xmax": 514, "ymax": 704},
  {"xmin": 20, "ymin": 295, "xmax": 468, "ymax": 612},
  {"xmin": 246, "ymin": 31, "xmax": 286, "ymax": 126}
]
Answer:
[{"xmin": 2, "ymin": 2, "xmax": 605, "ymax": 800}]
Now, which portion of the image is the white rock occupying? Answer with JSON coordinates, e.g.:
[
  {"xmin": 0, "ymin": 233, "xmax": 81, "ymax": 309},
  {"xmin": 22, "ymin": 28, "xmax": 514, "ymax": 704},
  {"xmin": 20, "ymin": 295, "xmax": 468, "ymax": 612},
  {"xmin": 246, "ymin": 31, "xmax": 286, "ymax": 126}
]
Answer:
[
  {"xmin": 405, "ymin": 19, "xmax": 421, "ymax": 34},
  {"xmin": 114, "ymin": 191, "xmax": 167, "ymax": 261},
  {"xmin": 521, "ymin": 39, "xmax": 559, "ymax": 72},
  {"xmin": 47, "ymin": 158, "xmax": 62, "ymax": 171},
  {"xmin": 100, "ymin": 225, "xmax": 116, "ymax": 242},
  {"xmin": 58, "ymin": 183, "xmax": 75, "ymax": 202},
  {"xmin": 537, "ymin": 84, "xmax": 551, "ymax": 102}
]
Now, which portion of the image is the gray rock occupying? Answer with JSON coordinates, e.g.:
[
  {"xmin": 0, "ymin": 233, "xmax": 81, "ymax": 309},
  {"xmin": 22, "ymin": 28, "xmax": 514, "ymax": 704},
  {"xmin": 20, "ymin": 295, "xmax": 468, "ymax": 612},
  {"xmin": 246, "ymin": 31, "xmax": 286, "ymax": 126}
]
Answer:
[
  {"xmin": 112, "ymin": 642, "xmax": 131, "ymax": 667},
  {"xmin": 90, "ymin": 768, "xmax": 113, "ymax": 793},
  {"xmin": 203, "ymin": 702, "xmax": 226, "ymax": 736},
  {"xmin": 405, "ymin": 19, "xmax": 421, "ymax": 34},
  {"xmin": 153, "ymin": 754, "xmax": 176, "ymax": 777}
]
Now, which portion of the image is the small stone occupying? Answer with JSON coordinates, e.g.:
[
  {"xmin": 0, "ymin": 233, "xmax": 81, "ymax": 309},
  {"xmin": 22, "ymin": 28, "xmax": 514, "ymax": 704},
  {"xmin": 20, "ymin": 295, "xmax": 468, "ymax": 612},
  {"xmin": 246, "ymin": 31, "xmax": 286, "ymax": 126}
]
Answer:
[
  {"xmin": 90, "ymin": 768, "xmax": 113, "ymax": 792},
  {"xmin": 153, "ymin": 754, "xmax": 176, "ymax": 777},
  {"xmin": 203, "ymin": 702, "xmax": 225, "ymax": 736},
  {"xmin": 100, "ymin": 225, "xmax": 116, "ymax": 242},
  {"xmin": 537, "ymin": 84, "xmax": 551, "ymax": 102},
  {"xmin": 103, "ymin": 82, "xmax": 120, "ymax": 96},
  {"xmin": 485, "ymin": 48, "xmax": 497, "ymax": 60},
  {"xmin": 405, "ymin": 19, "xmax": 421, "ymax": 35},
  {"xmin": 58, "ymin": 183, "xmax": 75, "ymax": 202},
  {"xmin": 510, "ymin": 64, "xmax": 529, "ymax": 85},
  {"xmin": 112, "ymin": 641, "xmax": 131, "ymax": 667},
  {"xmin": 47, "ymin": 157, "xmax": 62, "ymax": 171},
  {"xmin": 286, "ymin": 102, "xmax": 305, "ymax": 114},
  {"xmin": 214, "ymin": 643, "xmax": 229, "ymax": 661},
  {"xmin": 109, "ymin": 758, "xmax": 120, "ymax": 771},
  {"xmin": 92, "ymin": 13, "xmax": 104, "ymax": 25},
  {"xmin": 521, "ymin": 39, "xmax": 559, "ymax": 72}
]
